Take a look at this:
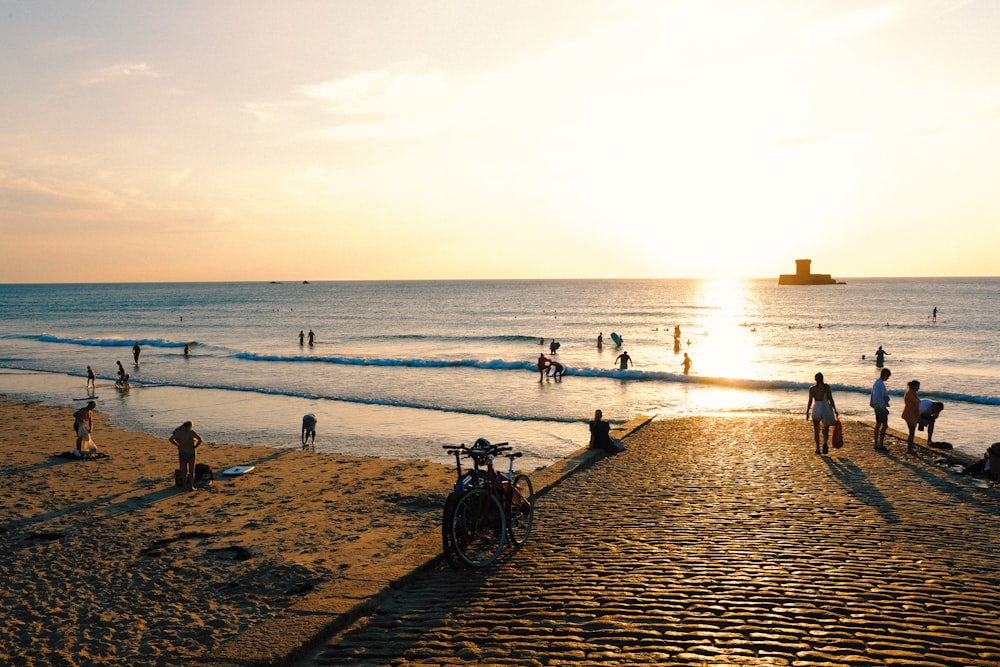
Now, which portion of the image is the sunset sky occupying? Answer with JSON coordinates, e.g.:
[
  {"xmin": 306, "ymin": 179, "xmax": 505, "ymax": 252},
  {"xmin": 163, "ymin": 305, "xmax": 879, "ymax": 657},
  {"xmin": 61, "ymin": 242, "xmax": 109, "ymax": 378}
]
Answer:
[{"xmin": 2, "ymin": 1, "xmax": 998, "ymax": 283}]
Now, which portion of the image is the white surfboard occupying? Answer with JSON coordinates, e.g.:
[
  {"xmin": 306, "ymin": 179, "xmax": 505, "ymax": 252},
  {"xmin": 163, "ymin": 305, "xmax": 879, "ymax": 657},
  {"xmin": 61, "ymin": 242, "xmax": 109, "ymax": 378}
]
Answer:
[{"xmin": 222, "ymin": 465, "xmax": 255, "ymax": 476}]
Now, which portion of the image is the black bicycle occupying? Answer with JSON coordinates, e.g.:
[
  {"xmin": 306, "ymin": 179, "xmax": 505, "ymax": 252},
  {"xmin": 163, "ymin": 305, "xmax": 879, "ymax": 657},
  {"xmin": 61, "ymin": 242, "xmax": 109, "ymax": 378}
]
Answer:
[{"xmin": 442, "ymin": 439, "xmax": 534, "ymax": 568}]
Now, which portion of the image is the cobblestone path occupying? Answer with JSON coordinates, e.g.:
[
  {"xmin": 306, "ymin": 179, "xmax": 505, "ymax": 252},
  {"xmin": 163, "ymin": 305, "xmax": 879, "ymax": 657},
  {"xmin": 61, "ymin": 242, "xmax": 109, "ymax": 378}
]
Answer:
[{"xmin": 300, "ymin": 416, "xmax": 1000, "ymax": 666}]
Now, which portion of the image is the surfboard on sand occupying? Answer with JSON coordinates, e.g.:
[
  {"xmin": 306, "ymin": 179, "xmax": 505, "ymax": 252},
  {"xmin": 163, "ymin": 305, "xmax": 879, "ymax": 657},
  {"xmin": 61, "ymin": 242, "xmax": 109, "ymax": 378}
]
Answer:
[
  {"xmin": 610, "ymin": 332, "xmax": 623, "ymax": 346},
  {"xmin": 222, "ymin": 465, "xmax": 255, "ymax": 476}
]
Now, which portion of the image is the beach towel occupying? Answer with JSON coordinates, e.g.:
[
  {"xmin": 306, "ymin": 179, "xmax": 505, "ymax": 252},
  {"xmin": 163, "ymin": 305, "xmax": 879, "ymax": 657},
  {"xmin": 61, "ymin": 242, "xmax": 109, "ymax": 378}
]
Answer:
[{"xmin": 53, "ymin": 451, "xmax": 110, "ymax": 460}]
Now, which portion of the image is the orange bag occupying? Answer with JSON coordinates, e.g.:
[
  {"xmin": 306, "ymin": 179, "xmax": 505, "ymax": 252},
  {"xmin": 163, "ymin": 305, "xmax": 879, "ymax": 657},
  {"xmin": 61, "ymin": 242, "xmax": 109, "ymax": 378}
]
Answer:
[{"xmin": 832, "ymin": 416, "xmax": 844, "ymax": 449}]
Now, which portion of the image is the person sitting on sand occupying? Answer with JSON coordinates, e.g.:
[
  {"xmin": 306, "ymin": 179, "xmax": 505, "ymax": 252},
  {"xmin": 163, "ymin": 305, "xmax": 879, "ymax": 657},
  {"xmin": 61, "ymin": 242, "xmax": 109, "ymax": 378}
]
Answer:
[
  {"xmin": 170, "ymin": 421, "xmax": 203, "ymax": 492},
  {"xmin": 589, "ymin": 409, "xmax": 624, "ymax": 453}
]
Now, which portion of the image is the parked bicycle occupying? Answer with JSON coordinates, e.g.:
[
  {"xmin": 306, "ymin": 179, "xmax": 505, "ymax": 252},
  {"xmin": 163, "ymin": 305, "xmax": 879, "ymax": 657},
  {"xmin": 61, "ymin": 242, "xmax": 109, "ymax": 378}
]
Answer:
[{"xmin": 442, "ymin": 438, "xmax": 535, "ymax": 568}]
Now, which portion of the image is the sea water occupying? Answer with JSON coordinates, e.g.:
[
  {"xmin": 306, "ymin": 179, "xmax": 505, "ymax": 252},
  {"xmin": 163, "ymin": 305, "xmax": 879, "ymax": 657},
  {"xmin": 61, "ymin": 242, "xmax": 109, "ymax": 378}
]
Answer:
[{"xmin": 0, "ymin": 278, "xmax": 997, "ymax": 466}]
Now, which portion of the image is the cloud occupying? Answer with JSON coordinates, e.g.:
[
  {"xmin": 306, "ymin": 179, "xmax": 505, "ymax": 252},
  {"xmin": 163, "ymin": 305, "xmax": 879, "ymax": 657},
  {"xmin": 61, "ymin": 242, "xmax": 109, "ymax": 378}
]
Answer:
[{"xmin": 85, "ymin": 63, "xmax": 161, "ymax": 85}]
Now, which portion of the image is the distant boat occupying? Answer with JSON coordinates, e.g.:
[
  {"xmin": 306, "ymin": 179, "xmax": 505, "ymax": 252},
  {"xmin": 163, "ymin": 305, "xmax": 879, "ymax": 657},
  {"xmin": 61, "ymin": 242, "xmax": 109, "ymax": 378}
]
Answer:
[
  {"xmin": 778, "ymin": 259, "xmax": 845, "ymax": 285},
  {"xmin": 302, "ymin": 280, "xmax": 310, "ymax": 284}
]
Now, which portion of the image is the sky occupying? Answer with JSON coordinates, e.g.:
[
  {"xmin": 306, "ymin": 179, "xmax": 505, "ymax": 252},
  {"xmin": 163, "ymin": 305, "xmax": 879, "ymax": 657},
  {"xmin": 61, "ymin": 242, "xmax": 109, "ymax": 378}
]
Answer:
[{"xmin": 1, "ymin": 0, "xmax": 999, "ymax": 283}]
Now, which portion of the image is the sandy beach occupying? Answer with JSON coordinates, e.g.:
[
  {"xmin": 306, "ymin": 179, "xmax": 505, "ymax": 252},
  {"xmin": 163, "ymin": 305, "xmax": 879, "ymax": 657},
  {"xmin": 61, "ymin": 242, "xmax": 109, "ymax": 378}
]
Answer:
[
  {"xmin": 0, "ymin": 396, "xmax": 459, "ymax": 666},
  {"xmin": 1, "ymin": 396, "xmax": 990, "ymax": 666}
]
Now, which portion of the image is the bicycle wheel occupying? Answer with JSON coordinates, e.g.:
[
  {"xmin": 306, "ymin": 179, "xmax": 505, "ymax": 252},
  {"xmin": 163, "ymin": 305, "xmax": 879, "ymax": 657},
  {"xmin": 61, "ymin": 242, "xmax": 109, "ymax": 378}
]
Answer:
[
  {"xmin": 441, "ymin": 491, "xmax": 461, "ymax": 569},
  {"xmin": 507, "ymin": 474, "xmax": 534, "ymax": 547},
  {"xmin": 449, "ymin": 487, "xmax": 506, "ymax": 568}
]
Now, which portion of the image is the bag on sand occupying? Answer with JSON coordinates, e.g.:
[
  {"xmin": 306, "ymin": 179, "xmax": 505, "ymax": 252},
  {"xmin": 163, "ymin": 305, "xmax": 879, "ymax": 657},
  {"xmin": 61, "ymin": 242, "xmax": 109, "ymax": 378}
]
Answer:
[
  {"xmin": 194, "ymin": 463, "xmax": 213, "ymax": 486},
  {"xmin": 832, "ymin": 417, "xmax": 844, "ymax": 449}
]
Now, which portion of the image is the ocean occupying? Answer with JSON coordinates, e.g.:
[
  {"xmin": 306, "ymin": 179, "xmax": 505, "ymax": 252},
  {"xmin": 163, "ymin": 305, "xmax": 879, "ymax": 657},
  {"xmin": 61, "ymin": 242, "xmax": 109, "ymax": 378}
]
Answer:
[{"xmin": 0, "ymin": 278, "xmax": 997, "ymax": 466}]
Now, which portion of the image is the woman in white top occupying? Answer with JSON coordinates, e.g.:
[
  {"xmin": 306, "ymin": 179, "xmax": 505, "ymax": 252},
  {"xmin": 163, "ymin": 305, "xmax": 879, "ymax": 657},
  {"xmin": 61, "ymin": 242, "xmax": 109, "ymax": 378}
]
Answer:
[{"xmin": 806, "ymin": 372, "xmax": 838, "ymax": 454}]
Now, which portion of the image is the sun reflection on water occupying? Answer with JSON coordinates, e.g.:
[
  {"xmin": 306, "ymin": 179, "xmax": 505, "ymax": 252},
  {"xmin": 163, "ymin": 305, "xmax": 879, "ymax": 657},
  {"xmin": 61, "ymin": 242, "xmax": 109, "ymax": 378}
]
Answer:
[{"xmin": 687, "ymin": 279, "xmax": 760, "ymax": 382}]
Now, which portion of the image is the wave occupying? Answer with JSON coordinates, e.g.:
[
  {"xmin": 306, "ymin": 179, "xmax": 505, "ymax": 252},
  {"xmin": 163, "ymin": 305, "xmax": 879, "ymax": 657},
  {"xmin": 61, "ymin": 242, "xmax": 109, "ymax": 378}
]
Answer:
[
  {"xmin": 229, "ymin": 353, "xmax": 1000, "ymax": 406},
  {"xmin": 38, "ymin": 335, "xmax": 190, "ymax": 349},
  {"xmin": 235, "ymin": 352, "xmax": 532, "ymax": 372}
]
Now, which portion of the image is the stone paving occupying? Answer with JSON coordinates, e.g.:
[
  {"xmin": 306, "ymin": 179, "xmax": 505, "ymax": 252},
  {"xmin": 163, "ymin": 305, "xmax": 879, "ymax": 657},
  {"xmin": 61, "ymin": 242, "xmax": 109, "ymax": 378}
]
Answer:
[{"xmin": 297, "ymin": 416, "xmax": 1000, "ymax": 666}]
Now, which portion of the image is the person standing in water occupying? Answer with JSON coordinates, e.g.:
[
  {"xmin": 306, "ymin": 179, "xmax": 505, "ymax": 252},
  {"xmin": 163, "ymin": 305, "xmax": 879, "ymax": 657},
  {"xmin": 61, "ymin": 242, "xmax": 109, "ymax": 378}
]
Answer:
[
  {"xmin": 86, "ymin": 366, "xmax": 96, "ymax": 392},
  {"xmin": 682, "ymin": 353, "xmax": 692, "ymax": 375},
  {"xmin": 615, "ymin": 350, "xmax": 632, "ymax": 370},
  {"xmin": 874, "ymin": 345, "xmax": 889, "ymax": 367},
  {"xmin": 132, "ymin": 341, "xmax": 141, "ymax": 364},
  {"xmin": 597, "ymin": 332, "xmax": 603, "ymax": 349}
]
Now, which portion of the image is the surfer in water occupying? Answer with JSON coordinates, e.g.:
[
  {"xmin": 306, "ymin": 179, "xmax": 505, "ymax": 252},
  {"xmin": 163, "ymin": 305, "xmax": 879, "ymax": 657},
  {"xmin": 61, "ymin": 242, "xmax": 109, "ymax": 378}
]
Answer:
[{"xmin": 614, "ymin": 350, "xmax": 632, "ymax": 370}]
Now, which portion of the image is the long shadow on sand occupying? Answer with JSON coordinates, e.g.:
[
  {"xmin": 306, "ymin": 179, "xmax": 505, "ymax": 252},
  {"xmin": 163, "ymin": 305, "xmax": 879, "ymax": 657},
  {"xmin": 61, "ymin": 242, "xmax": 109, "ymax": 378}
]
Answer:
[{"xmin": 823, "ymin": 456, "xmax": 900, "ymax": 524}]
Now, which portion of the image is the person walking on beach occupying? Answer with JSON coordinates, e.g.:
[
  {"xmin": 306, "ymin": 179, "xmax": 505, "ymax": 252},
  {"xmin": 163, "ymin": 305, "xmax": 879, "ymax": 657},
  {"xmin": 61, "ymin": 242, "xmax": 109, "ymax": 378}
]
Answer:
[
  {"xmin": 902, "ymin": 379, "xmax": 921, "ymax": 454},
  {"xmin": 132, "ymin": 341, "xmax": 141, "ymax": 364},
  {"xmin": 874, "ymin": 345, "xmax": 889, "ymax": 367},
  {"xmin": 170, "ymin": 421, "xmax": 203, "ymax": 492},
  {"xmin": 73, "ymin": 400, "xmax": 97, "ymax": 455},
  {"xmin": 871, "ymin": 367, "xmax": 892, "ymax": 451},
  {"xmin": 302, "ymin": 413, "xmax": 317, "ymax": 449},
  {"xmin": 86, "ymin": 365, "xmax": 96, "ymax": 392},
  {"xmin": 806, "ymin": 372, "xmax": 838, "ymax": 454},
  {"xmin": 615, "ymin": 350, "xmax": 632, "ymax": 370},
  {"xmin": 589, "ymin": 409, "xmax": 624, "ymax": 453}
]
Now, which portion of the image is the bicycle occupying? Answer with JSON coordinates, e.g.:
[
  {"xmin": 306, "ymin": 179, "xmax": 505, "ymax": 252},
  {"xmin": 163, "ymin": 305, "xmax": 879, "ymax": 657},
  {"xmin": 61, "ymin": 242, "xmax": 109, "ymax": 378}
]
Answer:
[{"xmin": 441, "ymin": 439, "xmax": 534, "ymax": 568}]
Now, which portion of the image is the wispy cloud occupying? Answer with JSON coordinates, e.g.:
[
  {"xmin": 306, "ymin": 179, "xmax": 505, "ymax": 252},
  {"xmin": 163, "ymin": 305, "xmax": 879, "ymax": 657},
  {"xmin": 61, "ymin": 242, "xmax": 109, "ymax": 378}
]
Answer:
[{"xmin": 85, "ymin": 63, "xmax": 161, "ymax": 85}]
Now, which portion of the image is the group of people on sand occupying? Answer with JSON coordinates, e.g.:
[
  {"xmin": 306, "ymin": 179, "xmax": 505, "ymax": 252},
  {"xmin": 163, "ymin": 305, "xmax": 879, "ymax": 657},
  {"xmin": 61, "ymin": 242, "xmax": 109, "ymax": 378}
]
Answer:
[
  {"xmin": 70, "ymin": 398, "xmax": 208, "ymax": 490},
  {"xmin": 807, "ymin": 365, "xmax": 945, "ymax": 456}
]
